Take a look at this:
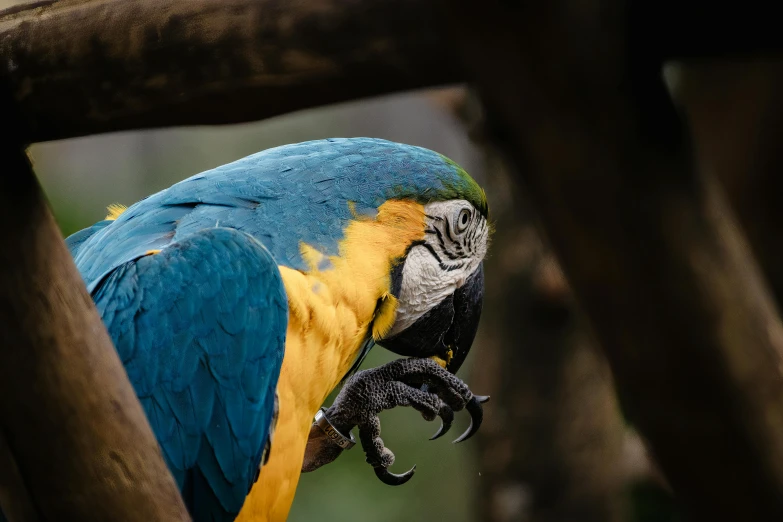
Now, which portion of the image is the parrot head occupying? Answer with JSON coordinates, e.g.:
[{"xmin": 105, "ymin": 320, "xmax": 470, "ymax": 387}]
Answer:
[
  {"xmin": 377, "ymin": 199, "xmax": 488, "ymax": 374},
  {"xmin": 305, "ymin": 139, "xmax": 491, "ymax": 376},
  {"xmin": 266, "ymin": 137, "xmax": 491, "ymax": 376}
]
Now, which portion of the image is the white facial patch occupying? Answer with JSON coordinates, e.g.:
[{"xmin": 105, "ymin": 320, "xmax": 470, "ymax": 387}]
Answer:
[{"xmin": 385, "ymin": 199, "xmax": 489, "ymax": 338}]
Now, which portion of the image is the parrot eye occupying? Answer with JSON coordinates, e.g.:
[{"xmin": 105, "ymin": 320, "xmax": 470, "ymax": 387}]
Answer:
[{"xmin": 454, "ymin": 208, "xmax": 471, "ymax": 234}]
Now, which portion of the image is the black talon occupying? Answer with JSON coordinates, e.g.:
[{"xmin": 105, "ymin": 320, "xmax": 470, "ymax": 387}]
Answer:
[
  {"xmin": 430, "ymin": 405, "xmax": 454, "ymax": 440},
  {"xmin": 374, "ymin": 465, "xmax": 416, "ymax": 486},
  {"xmin": 453, "ymin": 395, "xmax": 484, "ymax": 444}
]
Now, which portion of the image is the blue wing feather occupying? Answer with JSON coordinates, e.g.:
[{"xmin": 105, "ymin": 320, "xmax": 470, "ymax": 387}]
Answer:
[
  {"xmin": 64, "ymin": 219, "xmax": 113, "ymax": 256},
  {"xmin": 91, "ymin": 227, "xmax": 287, "ymax": 521}
]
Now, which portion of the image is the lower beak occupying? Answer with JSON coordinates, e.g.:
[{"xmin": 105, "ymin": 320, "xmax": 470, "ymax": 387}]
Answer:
[
  {"xmin": 444, "ymin": 264, "xmax": 484, "ymax": 374},
  {"xmin": 379, "ymin": 263, "xmax": 484, "ymax": 375}
]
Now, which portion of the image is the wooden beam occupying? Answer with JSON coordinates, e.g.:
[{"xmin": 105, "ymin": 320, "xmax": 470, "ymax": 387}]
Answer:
[
  {"xmin": 2, "ymin": 0, "xmax": 782, "ymax": 148},
  {"xmin": 2, "ymin": 0, "xmax": 781, "ymax": 146},
  {"xmin": 676, "ymin": 61, "xmax": 783, "ymax": 303},
  {"xmin": 0, "ymin": 0, "xmax": 461, "ymax": 143},
  {"xmin": 0, "ymin": 88, "xmax": 189, "ymax": 521},
  {"xmin": 440, "ymin": 0, "xmax": 783, "ymax": 519}
]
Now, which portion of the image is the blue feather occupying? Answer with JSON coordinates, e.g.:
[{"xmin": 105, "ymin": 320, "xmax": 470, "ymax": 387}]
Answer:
[
  {"xmin": 64, "ymin": 219, "xmax": 112, "ymax": 257},
  {"xmin": 88, "ymin": 228, "xmax": 286, "ymax": 521}
]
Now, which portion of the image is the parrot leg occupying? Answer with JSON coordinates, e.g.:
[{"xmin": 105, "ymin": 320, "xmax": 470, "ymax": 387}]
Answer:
[{"xmin": 318, "ymin": 358, "xmax": 489, "ymax": 486}]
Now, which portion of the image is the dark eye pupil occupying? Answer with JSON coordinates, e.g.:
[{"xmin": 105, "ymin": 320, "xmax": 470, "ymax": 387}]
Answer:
[{"xmin": 461, "ymin": 213, "xmax": 468, "ymax": 224}]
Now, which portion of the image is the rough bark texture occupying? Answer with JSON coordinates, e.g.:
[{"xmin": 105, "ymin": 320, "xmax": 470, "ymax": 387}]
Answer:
[
  {"xmin": 441, "ymin": 1, "xmax": 783, "ymax": 520},
  {"xmin": 2, "ymin": 0, "xmax": 782, "ymax": 147},
  {"xmin": 0, "ymin": 0, "xmax": 460, "ymax": 143},
  {"xmin": 0, "ymin": 89, "xmax": 189, "ymax": 520}
]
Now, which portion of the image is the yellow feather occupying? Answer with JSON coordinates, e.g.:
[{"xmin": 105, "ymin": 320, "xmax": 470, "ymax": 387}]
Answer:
[
  {"xmin": 299, "ymin": 243, "xmax": 325, "ymax": 272},
  {"xmin": 372, "ymin": 292, "xmax": 398, "ymax": 341},
  {"xmin": 430, "ymin": 348, "xmax": 454, "ymax": 369},
  {"xmin": 104, "ymin": 203, "xmax": 127, "ymax": 220},
  {"xmin": 237, "ymin": 200, "xmax": 426, "ymax": 522}
]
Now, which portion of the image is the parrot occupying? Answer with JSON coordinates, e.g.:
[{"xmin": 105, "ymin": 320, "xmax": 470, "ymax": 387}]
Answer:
[{"xmin": 60, "ymin": 137, "xmax": 490, "ymax": 522}]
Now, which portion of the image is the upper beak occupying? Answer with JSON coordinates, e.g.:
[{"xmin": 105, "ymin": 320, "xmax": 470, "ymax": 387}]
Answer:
[{"xmin": 378, "ymin": 263, "xmax": 484, "ymax": 375}]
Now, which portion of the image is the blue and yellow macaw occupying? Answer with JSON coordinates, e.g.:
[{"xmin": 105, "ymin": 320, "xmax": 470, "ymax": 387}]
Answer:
[{"xmin": 65, "ymin": 138, "xmax": 490, "ymax": 522}]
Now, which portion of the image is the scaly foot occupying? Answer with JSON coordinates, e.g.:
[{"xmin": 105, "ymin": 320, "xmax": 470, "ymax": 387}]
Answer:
[{"xmin": 319, "ymin": 358, "xmax": 489, "ymax": 485}]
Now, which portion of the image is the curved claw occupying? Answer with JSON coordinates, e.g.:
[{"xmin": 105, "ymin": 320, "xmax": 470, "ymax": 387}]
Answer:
[
  {"xmin": 453, "ymin": 395, "xmax": 485, "ymax": 444},
  {"xmin": 374, "ymin": 464, "xmax": 416, "ymax": 486},
  {"xmin": 476, "ymin": 394, "xmax": 491, "ymax": 404},
  {"xmin": 430, "ymin": 405, "xmax": 454, "ymax": 440}
]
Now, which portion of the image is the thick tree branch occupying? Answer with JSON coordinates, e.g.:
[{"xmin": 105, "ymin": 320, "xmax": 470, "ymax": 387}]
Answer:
[
  {"xmin": 675, "ymin": 61, "xmax": 783, "ymax": 305},
  {"xmin": 1, "ymin": 0, "xmax": 781, "ymax": 146},
  {"xmin": 0, "ymin": 0, "xmax": 460, "ymax": 143},
  {"xmin": 0, "ymin": 90, "xmax": 189, "ymax": 519},
  {"xmin": 441, "ymin": 1, "xmax": 783, "ymax": 520}
]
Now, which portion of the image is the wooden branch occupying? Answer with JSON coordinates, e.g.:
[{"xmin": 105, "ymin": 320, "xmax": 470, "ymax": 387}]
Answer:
[
  {"xmin": 0, "ymin": 0, "xmax": 460, "ymax": 143},
  {"xmin": 675, "ymin": 61, "xmax": 783, "ymax": 303},
  {"xmin": 440, "ymin": 1, "xmax": 783, "ymax": 520},
  {"xmin": 0, "ymin": 92, "xmax": 189, "ymax": 519},
  {"xmin": 1, "ymin": 0, "xmax": 779, "ymax": 147}
]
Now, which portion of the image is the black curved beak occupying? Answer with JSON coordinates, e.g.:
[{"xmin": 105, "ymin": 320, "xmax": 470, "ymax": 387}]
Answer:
[
  {"xmin": 444, "ymin": 264, "xmax": 484, "ymax": 373},
  {"xmin": 379, "ymin": 263, "xmax": 484, "ymax": 375}
]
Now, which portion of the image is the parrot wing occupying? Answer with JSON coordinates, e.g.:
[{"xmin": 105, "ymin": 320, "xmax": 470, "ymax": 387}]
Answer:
[
  {"xmin": 91, "ymin": 227, "xmax": 287, "ymax": 521},
  {"xmin": 65, "ymin": 219, "xmax": 113, "ymax": 257}
]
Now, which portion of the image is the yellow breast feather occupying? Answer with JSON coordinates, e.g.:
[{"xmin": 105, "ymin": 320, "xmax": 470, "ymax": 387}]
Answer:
[{"xmin": 238, "ymin": 199, "xmax": 426, "ymax": 522}]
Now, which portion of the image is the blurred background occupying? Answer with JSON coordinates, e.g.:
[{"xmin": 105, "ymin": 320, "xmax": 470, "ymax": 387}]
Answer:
[{"xmin": 1, "ymin": 1, "xmax": 679, "ymax": 520}]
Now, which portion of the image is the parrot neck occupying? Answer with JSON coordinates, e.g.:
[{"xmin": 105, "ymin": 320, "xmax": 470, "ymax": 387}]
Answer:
[
  {"xmin": 279, "ymin": 198, "xmax": 428, "ymax": 411},
  {"xmin": 239, "ymin": 200, "xmax": 427, "ymax": 522}
]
